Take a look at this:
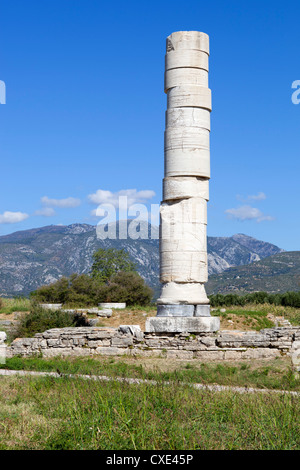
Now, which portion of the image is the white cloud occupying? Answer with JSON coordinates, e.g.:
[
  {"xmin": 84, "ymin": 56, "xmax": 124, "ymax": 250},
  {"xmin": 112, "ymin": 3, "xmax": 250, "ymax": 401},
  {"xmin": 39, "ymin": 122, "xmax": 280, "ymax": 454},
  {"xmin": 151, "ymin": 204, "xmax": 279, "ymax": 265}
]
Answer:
[
  {"xmin": 247, "ymin": 192, "xmax": 267, "ymax": 201},
  {"xmin": 88, "ymin": 189, "xmax": 156, "ymax": 209},
  {"xmin": 0, "ymin": 211, "xmax": 29, "ymax": 224},
  {"xmin": 41, "ymin": 196, "xmax": 81, "ymax": 208},
  {"xmin": 237, "ymin": 192, "xmax": 267, "ymax": 202},
  {"xmin": 225, "ymin": 205, "xmax": 274, "ymax": 223},
  {"xmin": 34, "ymin": 207, "xmax": 56, "ymax": 217}
]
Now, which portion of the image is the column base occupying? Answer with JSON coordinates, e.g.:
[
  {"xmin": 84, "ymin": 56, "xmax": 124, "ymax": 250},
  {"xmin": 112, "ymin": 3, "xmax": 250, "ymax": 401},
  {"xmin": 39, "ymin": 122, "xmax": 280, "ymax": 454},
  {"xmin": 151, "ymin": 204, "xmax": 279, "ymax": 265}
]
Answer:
[
  {"xmin": 145, "ymin": 316, "xmax": 220, "ymax": 333},
  {"xmin": 157, "ymin": 304, "xmax": 211, "ymax": 317}
]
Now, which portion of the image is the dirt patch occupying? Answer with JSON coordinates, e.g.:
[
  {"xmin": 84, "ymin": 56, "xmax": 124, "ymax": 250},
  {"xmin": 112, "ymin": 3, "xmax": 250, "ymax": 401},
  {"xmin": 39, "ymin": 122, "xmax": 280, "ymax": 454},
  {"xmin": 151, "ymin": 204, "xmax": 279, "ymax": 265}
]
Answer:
[
  {"xmin": 219, "ymin": 314, "xmax": 262, "ymax": 331},
  {"xmin": 90, "ymin": 307, "xmax": 156, "ymax": 330},
  {"xmin": 0, "ymin": 313, "xmax": 16, "ymax": 321}
]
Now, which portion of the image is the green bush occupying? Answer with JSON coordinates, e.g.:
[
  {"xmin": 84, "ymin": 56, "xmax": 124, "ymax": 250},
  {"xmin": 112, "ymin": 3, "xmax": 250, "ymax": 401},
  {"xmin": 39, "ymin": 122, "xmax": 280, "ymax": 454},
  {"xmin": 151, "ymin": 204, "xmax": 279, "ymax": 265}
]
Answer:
[
  {"xmin": 12, "ymin": 304, "xmax": 90, "ymax": 339},
  {"xmin": 31, "ymin": 271, "xmax": 153, "ymax": 307},
  {"xmin": 105, "ymin": 271, "xmax": 153, "ymax": 306},
  {"xmin": 209, "ymin": 291, "xmax": 300, "ymax": 308},
  {"xmin": 91, "ymin": 247, "xmax": 136, "ymax": 282},
  {"xmin": 30, "ymin": 277, "xmax": 70, "ymax": 304}
]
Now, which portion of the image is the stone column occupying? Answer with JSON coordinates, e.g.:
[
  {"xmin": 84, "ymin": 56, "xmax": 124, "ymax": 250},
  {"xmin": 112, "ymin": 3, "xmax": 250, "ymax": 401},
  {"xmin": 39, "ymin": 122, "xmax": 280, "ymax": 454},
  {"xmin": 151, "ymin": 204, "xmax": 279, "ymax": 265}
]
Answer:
[{"xmin": 146, "ymin": 31, "xmax": 220, "ymax": 333}]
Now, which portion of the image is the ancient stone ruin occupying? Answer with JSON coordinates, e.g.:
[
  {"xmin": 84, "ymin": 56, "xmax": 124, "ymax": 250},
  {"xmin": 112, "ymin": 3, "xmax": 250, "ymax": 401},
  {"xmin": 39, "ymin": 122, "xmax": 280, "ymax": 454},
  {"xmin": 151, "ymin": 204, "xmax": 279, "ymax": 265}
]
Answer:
[
  {"xmin": 2, "ymin": 31, "xmax": 300, "ymax": 377},
  {"xmin": 146, "ymin": 31, "xmax": 219, "ymax": 333}
]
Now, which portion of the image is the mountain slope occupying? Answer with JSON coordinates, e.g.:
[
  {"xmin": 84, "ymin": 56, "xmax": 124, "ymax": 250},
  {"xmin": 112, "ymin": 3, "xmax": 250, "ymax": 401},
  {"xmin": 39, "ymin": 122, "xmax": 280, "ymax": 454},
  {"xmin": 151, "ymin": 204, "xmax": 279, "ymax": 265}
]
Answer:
[
  {"xmin": 0, "ymin": 223, "xmax": 285, "ymax": 298},
  {"xmin": 207, "ymin": 233, "xmax": 284, "ymax": 274},
  {"xmin": 206, "ymin": 251, "xmax": 300, "ymax": 295}
]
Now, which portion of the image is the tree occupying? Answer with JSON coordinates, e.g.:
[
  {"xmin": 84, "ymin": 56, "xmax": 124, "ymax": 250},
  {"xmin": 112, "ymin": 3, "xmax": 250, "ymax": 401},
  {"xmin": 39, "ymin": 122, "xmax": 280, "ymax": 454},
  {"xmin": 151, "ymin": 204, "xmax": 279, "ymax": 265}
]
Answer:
[
  {"xmin": 106, "ymin": 271, "xmax": 153, "ymax": 305},
  {"xmin": 90, "ymin": 248, "xmax": 136, "ymax": 283}
]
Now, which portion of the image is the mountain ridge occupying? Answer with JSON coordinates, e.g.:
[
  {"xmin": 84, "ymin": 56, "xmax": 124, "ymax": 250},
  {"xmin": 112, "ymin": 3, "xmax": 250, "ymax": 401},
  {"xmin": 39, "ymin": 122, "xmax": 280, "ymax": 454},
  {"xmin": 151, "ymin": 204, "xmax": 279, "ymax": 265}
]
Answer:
[
  {"xmin": 0, "ymin": 222, "xmax": 287, "ymax": 298},
  {"xmin": 206, "ymin": 251, "xmax": 300, "ymax": 295}
]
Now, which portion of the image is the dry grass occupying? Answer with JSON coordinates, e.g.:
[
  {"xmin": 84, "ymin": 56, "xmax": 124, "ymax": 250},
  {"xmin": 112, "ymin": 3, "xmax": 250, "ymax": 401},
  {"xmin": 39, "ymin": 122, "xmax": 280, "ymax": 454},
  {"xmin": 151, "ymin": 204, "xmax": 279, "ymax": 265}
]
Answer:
[
  {"xmin": 0, "ymin": 370, "xmax": 299, "ymax": 450},
  {"xmin": 92, "ymin": 305, "xmax": 156, "ymax": 330}
]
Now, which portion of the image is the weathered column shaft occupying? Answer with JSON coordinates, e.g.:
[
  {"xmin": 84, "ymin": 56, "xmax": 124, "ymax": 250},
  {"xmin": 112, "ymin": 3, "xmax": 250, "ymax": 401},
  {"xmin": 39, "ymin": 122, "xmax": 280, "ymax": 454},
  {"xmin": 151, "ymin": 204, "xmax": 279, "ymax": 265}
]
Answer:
[
  {"xmin": 158, "ymin": 31, "xmax": 211, "ymax": 311},
  {"xmin": 145, "ymin": 31, "xmax": 220, "ymax": 333}
]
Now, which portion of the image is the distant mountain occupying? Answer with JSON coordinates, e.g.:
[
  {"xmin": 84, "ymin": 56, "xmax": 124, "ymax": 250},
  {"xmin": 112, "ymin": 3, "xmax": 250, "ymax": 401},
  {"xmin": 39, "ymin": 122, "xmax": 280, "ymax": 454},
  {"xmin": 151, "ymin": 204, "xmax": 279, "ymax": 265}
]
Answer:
[
  {"xmin": 207, "ymin": 233, "xmax": 284, "ymax": 275},
  {"xmin": 206, "ymin": 251, "xmax": 300, "ymax": 295},
  {"xmin": 0, "ymin": 223, "xmax": 286, "ymax": 298}
]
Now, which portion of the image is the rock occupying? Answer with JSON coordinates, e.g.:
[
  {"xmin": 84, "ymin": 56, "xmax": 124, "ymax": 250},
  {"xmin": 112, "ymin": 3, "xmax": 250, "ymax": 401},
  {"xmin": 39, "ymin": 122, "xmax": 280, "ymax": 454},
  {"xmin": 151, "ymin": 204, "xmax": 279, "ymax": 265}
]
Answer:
[
  {"xmin": 291, "ymin": 340, "xmax": 300, "ymax": 372},
  {"xmin": 39, "ymin": 304, "xmax": 62, "ymax": 310},
  {"xmin": 216, "ymin": 330, "xmax": 269, "ymax": 348},
  {"xmin": 0, "ymin": 331, "xmax": 7, "ymax": 344},
  {"xmin": 111, "ymin": 336, "xmax": 134, "ymax": 347},
  {"xmin": 97, "ymin": 308, "xmax": 113, "ymax": 317},
  {"xmin": 118, "ymin": 325, "xmax": 144, "ymax": 341},
  {"xmin": 98, "ymin": 303, "xmax": 126, "ymax": 309}
]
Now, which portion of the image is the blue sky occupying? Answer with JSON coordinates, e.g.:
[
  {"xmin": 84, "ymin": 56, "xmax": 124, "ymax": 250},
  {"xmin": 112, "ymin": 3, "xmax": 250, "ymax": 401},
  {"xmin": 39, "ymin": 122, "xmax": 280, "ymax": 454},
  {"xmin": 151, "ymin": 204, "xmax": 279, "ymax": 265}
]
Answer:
[{"xmin": 0, "ymin": 0, "xmax": 299, "ymax": 250}]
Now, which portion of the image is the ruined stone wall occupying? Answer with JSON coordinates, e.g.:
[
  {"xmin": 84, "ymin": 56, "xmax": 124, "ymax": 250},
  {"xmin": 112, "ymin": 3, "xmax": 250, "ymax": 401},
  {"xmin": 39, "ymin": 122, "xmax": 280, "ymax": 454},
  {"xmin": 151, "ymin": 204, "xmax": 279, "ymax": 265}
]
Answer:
[{"xmin": 5, "ymin": 326, "xmax": 300, "ymax": 365}]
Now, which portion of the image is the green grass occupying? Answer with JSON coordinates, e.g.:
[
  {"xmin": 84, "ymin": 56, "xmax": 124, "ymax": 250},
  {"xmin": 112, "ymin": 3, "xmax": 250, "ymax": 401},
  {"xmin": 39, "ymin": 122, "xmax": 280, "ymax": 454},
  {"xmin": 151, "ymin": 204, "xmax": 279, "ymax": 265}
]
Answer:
[
  {"xmin": 0, "ymin": 373, "xmax": 299, "ymax": 450},
  {"xmin": 3, "ymin": 355, "xmax": 300, "ymax": 392},
  {"xmin": 214, "ymin": 303, "xmax": 300, "ymax": 327},
  {"xmin": 213, "ymin": 308, "xmax": 275, "ymax": 330},
  {"xmin": 0, "ymin": 297, "xmax": 30, "ymax": 315}
]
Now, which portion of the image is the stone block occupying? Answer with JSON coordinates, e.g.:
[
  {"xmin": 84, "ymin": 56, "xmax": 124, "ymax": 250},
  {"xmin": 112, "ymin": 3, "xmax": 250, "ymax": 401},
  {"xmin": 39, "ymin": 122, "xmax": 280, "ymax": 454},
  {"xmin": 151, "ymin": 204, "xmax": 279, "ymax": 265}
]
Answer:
[
  {"xmin": 200, "ymin": 336, "xmax": 216, "ymax": 347},
  {"xmin": 160, "ymin": 250, "xmax": 208, "ymax": 282},
  {"xmin": 98, "ymin": 303, "xmax": 126, "ymax": 309},
  {"xmin": 111, "ymin": 336, "xmax": 134, "ymax": 348},
  {"xmin": 47, "ymin": 339, "xmax": 63, "ymax": 348},
  {"xmin": 167, "ymin": 85, "xmax": 212, "ymax": 110},
  {"xmin": 224, "ymin": 350, "xmax": 243, "ymax": 360},
  {"xmin": 0, "ymin": 331, "xmax": 7, "ymax": 344},
  {"xmin": 216, "ymin": 330, "xmax": 269, "ymax": 348},
  {"xmin": 87, "ymin": 328, "xmax": 117, "ymax": 340},
  {"xmin": 97, "ymin": 308, "xmax": 113, "ymax": 317},
  {"xmin": 165, "ymin": 67, "xmax": 208, "ymax": 92},
  {"xmin": 157, "ymin": 304, "xmax": 194, "ymax": 317},
  {"xmin": 194, "ymin": 350, "xmax": 225, "ymax": 360},
  {"xmin": 165, "ymin": 147, "xmax": 210, "ymax": 178},
  {"xmin": 165, "ymin": 127, "xmax": 209, "ymax": 152},
  {"xmin": 0, "ymin": 345, "xmax": 6, "ymax": 364},
  {"xmin": 241, "ymin": 348, "xmax": 281, "ymax": 360},
  {"xmin": 118, "ymin": 325, "xmax": 144, "ymax": 341},
  {"xmin": 39, "ymin": 304, "xmax": 62, "ymax": 310},
  {"xmin": 158, "ymin": 281, "xmax": 209, "ymax": 305},
  {"xmin": 291, "ymin": 340, "xmax": 300, "ymax": 368},
  {"xmin": 165, "ymin": 49, "xmax": 209, "ymax": 71},
  {"xmin": 163, "ymin": 176, "xmax": 209, "ymax": 202},
  {"xmin": 145, "ymin": 316, "xmax": 220, "ymax": 333},
  {"xmin": 194, "ymin": 305, "xmax": 211, "ymax": 317},
  {"xmin": 166, "ymin": 31, "xmax": 209, "ymax": 54},
  {"xmin": 95, "ymin": 347, "xmax": 130, "ymax": 356},
  {"xmin": 166, "ymin": 349, "xmax": 194, "ymax": 359}
]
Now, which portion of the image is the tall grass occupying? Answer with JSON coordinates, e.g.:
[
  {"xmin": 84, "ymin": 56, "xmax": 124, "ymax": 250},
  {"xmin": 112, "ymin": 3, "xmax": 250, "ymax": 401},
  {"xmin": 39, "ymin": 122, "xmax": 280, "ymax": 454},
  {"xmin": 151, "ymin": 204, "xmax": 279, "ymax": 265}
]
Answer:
[
  {"xmin": 0, "ymin": 297, "xmax": 30, "ymax": 315},
  {"xmin": 3, "ymin": 356, "xmax": 300, "ymax": 392},
  {"xmin": 0, "ymin": 374, "xmax": 299, "ymax": 450}
]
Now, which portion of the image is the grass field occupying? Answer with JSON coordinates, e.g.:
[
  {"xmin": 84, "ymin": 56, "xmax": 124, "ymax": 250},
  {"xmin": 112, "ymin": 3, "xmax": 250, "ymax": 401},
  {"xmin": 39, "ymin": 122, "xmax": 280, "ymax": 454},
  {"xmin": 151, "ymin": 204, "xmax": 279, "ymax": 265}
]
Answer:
[
  {"xmin": 1, "ymin": 298, "xmax": 300, "ymax": 450},
  {"xmin": 1, "ymin": 297, "xmax": 300, "ymax": 332},
  {"xmin": 2, "ymin": 355, "xmax": 300, "ymax": 391},
  {"xmin": 0, "ymin": 358, "xmax": 299, "ymax": 450},
  {"xmin": 0, "ymin": 297, "xmax": 30, "ymax": 315}
]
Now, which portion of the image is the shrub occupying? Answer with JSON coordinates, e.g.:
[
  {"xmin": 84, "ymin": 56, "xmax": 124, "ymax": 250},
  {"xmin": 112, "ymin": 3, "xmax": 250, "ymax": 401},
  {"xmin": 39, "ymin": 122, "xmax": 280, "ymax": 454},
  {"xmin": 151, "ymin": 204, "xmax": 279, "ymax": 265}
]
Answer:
[
  {"xmin": 66, "ymin": 274, "xmax": 104, "ymax": 306},
  {"xmin": 91, "ymin": 248, "xmax": 136, "ymax": 282},
  {"xmin": 208, "ymin": 291, "xmax": 300, "ymax": 308},
  {"xmin": 30, "ymin": 277, "xmax": 70, "ymax": 304},
  {"xmin": 0, "ymin": 297, "xmax": 3, "ymax": 310},
  {"xmin": 12, "ymin": 304, "xmax": 90, "ymax": 339},
  {"xmin": 30, "ymin": 271, "xmax": 153, "ymax": 307},
  {"xmin": 105, "ymin": 271, "xmax": 153, "ymax": 306}
]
